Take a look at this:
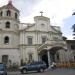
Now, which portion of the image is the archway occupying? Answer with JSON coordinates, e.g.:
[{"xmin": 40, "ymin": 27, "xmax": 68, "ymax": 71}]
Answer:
[
  {"xmin": 42, "ymin": 53, "xmax": 48, "ymax": 67},
  {"xmin": 49, "ymin": 46, "xmax": 64, "ymax": 63},
  {"xmin": 38, "ymin": 46, "xmax": 66, "ymax": 67},
  {"xmin": 39, "ymin": 49, "xmax": 48, "ymax": 67}
]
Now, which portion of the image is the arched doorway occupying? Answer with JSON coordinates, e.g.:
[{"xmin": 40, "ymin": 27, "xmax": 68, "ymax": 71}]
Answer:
[
  {"xmin": 39, "ymin": 49, "xmax": 48, "ymax": 67},
  {"xmin": 42, "ymin": 53, "xmax": 48, "ymax": 67},
  {"xmin": 39, "ymin": 46, "xmax": 65, "ymax": 67}
]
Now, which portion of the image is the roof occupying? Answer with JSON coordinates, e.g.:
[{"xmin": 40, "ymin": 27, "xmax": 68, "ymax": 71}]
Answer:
[
  {"xmin": 34, "ymin": 16, "xmax": 50, "ymax": 21},
  {"xmin": 51, "ymin": 26, "xmax": 62, "ymax": 33},
  {"xmin": 0, "ymin": 1, "xmax": 19, "ymax": 12},
  {"xmin": 66, "ymin": 40, "xmax": 75, "ymax": 43}
]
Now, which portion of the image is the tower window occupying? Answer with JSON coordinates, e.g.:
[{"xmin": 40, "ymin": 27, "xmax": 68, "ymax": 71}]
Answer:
[
  {"xmin": 4, "ymin": 36, "xmax": 9, "ymax": 44},
  {"xmin": 41, "ymin": 23, "xmax": 45, "ymax": 27},
  {"xmin": 5, "ymin": 22, "xmax": 10, "ymax": 28},
  {"xmin": 7, "ymin": 10, "xmax": 11, "ymax": 16},
  {"xmin": 71, "ymin": 45, "xmax": 75, "ymax": 50},
  {"xmin": 15, "ymin": 13, "xmax": 17, "ymax": 19},
  {"xmin": 0, "ymin": 11, "xmax": 3, "ymax": 16},
  {"xmin": 74, "ymin": 56, "xmax": 75, "ymax": 60}
]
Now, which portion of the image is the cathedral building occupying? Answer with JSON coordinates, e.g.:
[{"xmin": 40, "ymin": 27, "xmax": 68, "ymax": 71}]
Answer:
[{"xmin": 0, "ymin": 1, "xmax": 69, "ymax": 67}]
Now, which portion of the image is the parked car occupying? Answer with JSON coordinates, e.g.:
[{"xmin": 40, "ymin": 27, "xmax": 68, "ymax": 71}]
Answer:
[
  {"xmin": 19, "ymin": 61, "xmax": 47, "ymax": 74},
  {"xmin": 0, "ymin": 63, "xmax": 7, "ymax": 75}
]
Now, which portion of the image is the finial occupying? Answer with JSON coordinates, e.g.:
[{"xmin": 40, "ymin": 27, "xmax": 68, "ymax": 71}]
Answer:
[
  {"xmin": 8, "ymin": 0, "xmax": 12, "ymax": 5},
  {"xmin": 7, "ymin": 0, "xmax": 13, "ymax": 9},
  {"xmin": 40, "ymin": 11, "xmax": 43, "ymax": 16}
]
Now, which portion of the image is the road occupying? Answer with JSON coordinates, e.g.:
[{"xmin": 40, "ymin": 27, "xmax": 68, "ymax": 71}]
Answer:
[{"xmin": 8, "ymin": 68, "xmax": 75, "ymax": 75}]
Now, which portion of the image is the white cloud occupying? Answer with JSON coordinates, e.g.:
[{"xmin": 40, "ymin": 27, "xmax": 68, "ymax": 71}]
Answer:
[
  {"xmin": 0, "ymin": 0, "xmax": 75, "ymax": 39},
  {"xmin": 1, "ymin": 0, "xmax": 74, "ymax": 26},
  {"xmin": 20, "ymin": 0, "xmax": 75, "ymax": 26},
  {"xmin": 0, "ymin": 0, "xmax": 8, "ymax": 6},
  {"xmin": 67, "ymin": 35, "xmax": 73, "ymax": 40}
]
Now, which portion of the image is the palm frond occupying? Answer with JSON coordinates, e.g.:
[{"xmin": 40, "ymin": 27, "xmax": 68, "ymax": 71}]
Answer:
[{"xmin": 72, "ymin": 12, "xmax": 75, "ymax": 15}]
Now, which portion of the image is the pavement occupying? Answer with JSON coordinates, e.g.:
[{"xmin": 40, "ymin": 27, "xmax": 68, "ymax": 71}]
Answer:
[{"xmin": 7, "ymin": 68, "xmax": 75, "ymax": 75}]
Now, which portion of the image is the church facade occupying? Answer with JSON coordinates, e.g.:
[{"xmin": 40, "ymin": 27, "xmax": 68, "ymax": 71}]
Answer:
[{"xmin": 0, "ymin": 1, "xmax": 69, "ymax": 67}]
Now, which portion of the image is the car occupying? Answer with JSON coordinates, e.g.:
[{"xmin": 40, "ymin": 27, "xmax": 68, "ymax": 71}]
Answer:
[
  {"xmin": 0, "ymin": 63, "xmax": 7, "ymax": 75},
  {"xmin": 19, "ymin": 61, "xmax": 47, "ymax": 74}
]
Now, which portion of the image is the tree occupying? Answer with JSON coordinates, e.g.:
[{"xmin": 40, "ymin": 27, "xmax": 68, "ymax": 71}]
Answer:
[
  {"xmin": 72, "ymin": 12, "xmax": 75, "ymax": 39},
  {"xmin": 72, "ymin": 24, "xmax": 75, "ymax": 32},
  {"xmin": 72, "ymin": 12, "xmax": 75, "ymax": 15},
  {"xmin": 62, "ymin": 36, "xmax": 67, "ymax": 41}
]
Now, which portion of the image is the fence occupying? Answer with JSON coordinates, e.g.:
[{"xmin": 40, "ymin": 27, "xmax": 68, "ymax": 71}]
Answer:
[{"xmin": 56, "ymin": 62, "xmax": 75, "ymax": 68}]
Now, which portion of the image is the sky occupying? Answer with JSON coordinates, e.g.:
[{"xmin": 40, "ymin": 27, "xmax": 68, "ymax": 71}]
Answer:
[{"xmin": 0, "ymin": 0, "xmax": 75, "ymax": 39}]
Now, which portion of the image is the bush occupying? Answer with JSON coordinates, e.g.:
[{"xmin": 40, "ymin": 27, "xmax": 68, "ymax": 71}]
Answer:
[{"xmin": 7, "ymin": 63, "xmax": 19, "ymax": 71}]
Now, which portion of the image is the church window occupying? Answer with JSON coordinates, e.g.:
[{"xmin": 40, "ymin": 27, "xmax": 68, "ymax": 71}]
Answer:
[
  {"xmin": 28, "ymin": 36, "xmax": 33, "ymax": 45},
  {"xmin": 0, "ymin": 11, "xmax": 3, "ymax": 16},
  {"xmin": 5, "ymin": 21, "xmax": 10, "ymax": 28},
  {"xmin": 15, "ymin": 13, "xmax": 17, "ymax": 19},
  {"xmin": 41, "ymin": 23, "xmax": 45, "ymax": 27},
  {"xmin": 42, "ymin": 37, "xmax": 46, "ymax": 43},
  {"xmin": 4, "ymin": 36, "xmax": 9, "ymax": 44},
  {"xmin": 2, "ymin": 55, "xmax": 8, "ymax": 64},
  {"xmin": 7, "ymin": 10, "xmax": 11, "ymax": 16},
  {"xmin": 71, "ymin": 45, "xmax": 75, "ymax": 50},
  {"xmin": 74, "ymin": 56, "xmax": 75, "ymax": 60}
]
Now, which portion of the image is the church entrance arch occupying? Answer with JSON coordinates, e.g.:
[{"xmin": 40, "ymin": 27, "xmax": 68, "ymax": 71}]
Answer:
[
  {"xmin": 39, "ymin": 49, "xmax": 48, "ymax": 67},
  {"xmin": 50, "ymin": 47, "xmax": 61, "ymax": 63},
  {"xmin": 39, "ymin": 46, "xmax": 65, "ymax": 67}
]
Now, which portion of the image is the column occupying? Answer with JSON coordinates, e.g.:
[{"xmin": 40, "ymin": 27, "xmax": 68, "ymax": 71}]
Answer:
[
  {"xmin": 38, "ymin": 55, "xmax": 41, "ymax": 61},
  {"xmin": 47, "ymin": 50, "xmax": 51, "ymax": 67}
]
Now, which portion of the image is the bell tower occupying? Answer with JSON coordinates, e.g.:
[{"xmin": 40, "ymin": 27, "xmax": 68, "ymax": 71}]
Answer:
[
  {"xmin": 0, "ymin": 0, "xmax": 20, "ymax": 65},
  {"xmin": 0, "ymin": 0, "xmax": 20, "ymax": 48}
]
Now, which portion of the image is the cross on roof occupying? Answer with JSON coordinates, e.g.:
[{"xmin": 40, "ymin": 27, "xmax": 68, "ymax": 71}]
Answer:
[{"xmin": 40, "ymin": 11, "xmax": 43, "ymax": 16}]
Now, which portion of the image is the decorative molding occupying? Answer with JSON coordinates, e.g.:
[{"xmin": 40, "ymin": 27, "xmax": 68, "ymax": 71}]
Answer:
[{"xmin": 0, "ymin": 17, "xmax": 20, "ymax": 23}]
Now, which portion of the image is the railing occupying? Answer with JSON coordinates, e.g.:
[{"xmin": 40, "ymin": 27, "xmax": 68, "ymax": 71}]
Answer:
[{"xmin": 56, "ymin": 61, "xmax": 75, "ymax": 68}]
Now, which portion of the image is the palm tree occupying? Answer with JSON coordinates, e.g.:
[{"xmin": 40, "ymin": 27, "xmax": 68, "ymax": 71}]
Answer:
[
  {"xmin": 72, "ymin": 12, "xmax": 75, "ymax": 15},
  {"xmin": 72, "ymin": 24, "xmax": 75, "ymax": 32},
  {"xmin": 72, "ymin": 12, "xmax": 75, "ymax": 39},
  {"xmin": 62, "ymin": 36, "xmax": 67, "ymax": 41},
  {"xmin": 72, "ymin": 12, "xmax": 75, "ymax": 32}
]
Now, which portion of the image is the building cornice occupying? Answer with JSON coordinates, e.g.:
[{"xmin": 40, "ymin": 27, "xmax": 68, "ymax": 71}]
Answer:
[
  {"xmin": 1, "ymin": 29, "xmax": 19, "ymax": 35},
  {"xmin": 19, "ymin": 30, "xmax": 62, "ymax": 34},
  {"xmin": 0, "ymin": 48, "xmax": 19, "ymax": 49},
  {"xmin": 0, "ymin": 17, "xmax": 20, "ymax": 23},
  {"xmin": 34, "ymin": 16, "xmax": 50, "ymax": 21}
]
